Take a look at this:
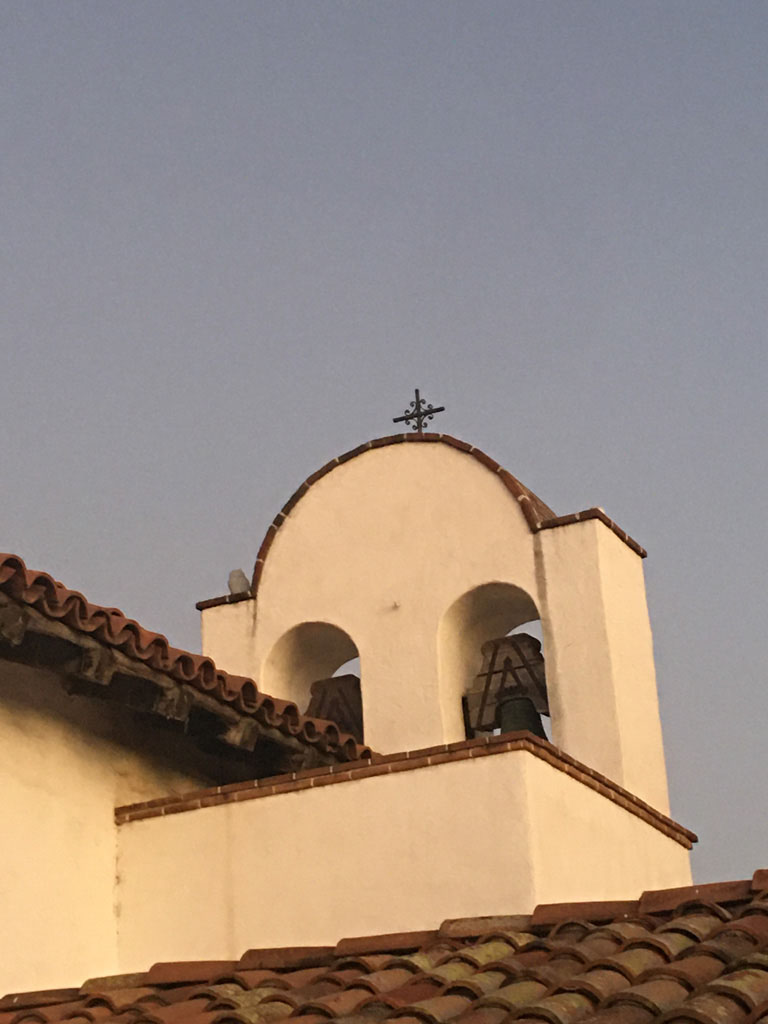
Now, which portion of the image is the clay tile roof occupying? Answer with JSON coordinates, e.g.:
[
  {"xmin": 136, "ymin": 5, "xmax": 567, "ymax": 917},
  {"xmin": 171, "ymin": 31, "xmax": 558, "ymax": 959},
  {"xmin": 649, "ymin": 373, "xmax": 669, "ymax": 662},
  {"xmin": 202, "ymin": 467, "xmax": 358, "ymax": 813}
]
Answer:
[
  {"xmin": 0, "ymin": 554, "xmax": 372, "ymax": 769},
  {"xmin": 12, "ymin": 871, "xmax": 768, "ymax": 1024}
]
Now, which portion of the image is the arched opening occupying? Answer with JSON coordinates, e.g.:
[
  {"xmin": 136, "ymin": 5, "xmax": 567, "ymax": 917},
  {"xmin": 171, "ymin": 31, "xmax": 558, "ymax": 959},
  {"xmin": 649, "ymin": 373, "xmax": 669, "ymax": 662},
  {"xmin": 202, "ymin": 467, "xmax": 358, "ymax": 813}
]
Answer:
[
  {"xmin": 438, "ymin": 583, "xmax": 549, "ymax": 743},
  {"xmin": 263, "ymin": 622, "xmax": 364, "ymax": 741}
]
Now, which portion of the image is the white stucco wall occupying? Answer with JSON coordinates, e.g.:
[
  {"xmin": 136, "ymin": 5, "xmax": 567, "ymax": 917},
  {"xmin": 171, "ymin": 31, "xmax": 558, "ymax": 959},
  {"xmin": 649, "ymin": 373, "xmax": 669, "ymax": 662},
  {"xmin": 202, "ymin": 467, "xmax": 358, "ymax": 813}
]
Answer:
[
  {"xmin": 0, "ymin": 661, "xmax": 213, "ymax": 994},
  {"xmin": 116, "ymin": 749, "xmax": 691, "ymax": 972},
  {"xmin": 202, "ymin": 600, "xmax": 258, "ymax": 680},
  {"xmin": 524, "ymin": 755, "xmax": 690, "ymax": 904},
  {"xmin": 537, "ymin": 520, "xmax": 670, "ymax": 812},
  {"xmin": 201, "ymin": 442, "xmax": 669, "ymax": 810}
]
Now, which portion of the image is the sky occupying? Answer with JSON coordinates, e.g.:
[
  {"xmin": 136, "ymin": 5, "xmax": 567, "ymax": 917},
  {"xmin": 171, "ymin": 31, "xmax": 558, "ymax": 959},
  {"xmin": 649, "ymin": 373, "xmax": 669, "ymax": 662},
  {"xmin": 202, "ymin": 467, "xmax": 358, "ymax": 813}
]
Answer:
[{"xmin": 1, "ymin": 1, "xmax": 766, "ymax": 884}]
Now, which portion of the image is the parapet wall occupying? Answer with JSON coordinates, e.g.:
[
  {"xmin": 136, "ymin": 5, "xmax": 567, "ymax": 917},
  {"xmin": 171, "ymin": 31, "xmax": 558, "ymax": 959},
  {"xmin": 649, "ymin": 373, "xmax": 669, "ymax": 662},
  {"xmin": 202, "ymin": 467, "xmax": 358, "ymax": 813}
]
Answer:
[{"xmin": 115, "ymin": 734, "xmax": 694, "ymax": 973}]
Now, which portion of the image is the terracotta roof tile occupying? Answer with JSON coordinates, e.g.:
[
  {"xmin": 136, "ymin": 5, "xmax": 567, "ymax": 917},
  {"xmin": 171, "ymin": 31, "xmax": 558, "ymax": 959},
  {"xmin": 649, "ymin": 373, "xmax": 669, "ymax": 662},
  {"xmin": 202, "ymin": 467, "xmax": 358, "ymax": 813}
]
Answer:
[
  {"xmin": 532, "ymin": 903, "xmax": 641, "ymax": 928},
  {"xmin": 0, "ymin": 554, "xmax": 371, "ymax": 767},
  {"xmin": 351, "ymin": 970, "xmax": 421, "ymax": 995},
  {"xmin": 145, "ymin": 964, "xmax": 238, "ymax": 987},
  {"xmin": 639, "ymin": 883, "xmax": 753, "ymax": 916},
  {"xmin": 477, "ymin": 978, "xmax": 550, "ymax": 1010},
  {"xmin": 0, "ymin": 994, "xmax": 83, "ymax": 1013},
  {"xmin": 561, "ymin": 967, "xmax": 629, "ymax": 1002},
  {"xmin": 438, "ymin": 918, "xmax": 532, "ymax": 941},
  {"xmin": 12, "ymin": 877, "xmax": 768, "ymax": 1024},
  {"xmin": 236, "ymin": 952, "xmax": 336, "ymax": 973},
  {"xmin": 335, "ymin": 935, "xmax": 440, "ymax": 959},
  {"xmin": 640, "ymin": 957, "xmax": 725, "ymax": 988}
]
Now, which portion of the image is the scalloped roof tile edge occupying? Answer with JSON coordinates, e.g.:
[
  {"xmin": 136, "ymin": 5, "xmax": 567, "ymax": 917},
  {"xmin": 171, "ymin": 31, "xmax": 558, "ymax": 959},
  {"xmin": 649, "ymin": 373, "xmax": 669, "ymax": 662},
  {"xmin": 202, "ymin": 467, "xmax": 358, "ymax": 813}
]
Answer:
[
  {"xmin": 195, "ymin": 434, "xmax": 646, "ymax": 612},
  {"xmin": 0, "ymin": 553, "xmax": 372, "ymax": 764}
]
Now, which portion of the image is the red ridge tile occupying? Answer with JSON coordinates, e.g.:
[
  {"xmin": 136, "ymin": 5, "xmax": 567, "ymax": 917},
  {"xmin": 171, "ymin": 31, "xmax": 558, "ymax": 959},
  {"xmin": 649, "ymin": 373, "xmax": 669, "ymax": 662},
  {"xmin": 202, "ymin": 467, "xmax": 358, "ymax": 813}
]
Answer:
[
  {"xmin": 236, "ymin": 949, "xmax": 335, "ymax": 971},
  {"xmin": 335, "ymin": 932, "xmax": 439, "ymax": 957},
  {"xmin": 439, "ymin": 918, "xmax": 533, "ymax": 940},
  {"xmin": 639, "ymin": 881, "xmax": 752, "ymax": 916},
  {"xmin": 532, "ymin": 902, "xmax": 640, "ymax": 928},
  {"xmin": 0, "ymin": 993, "xmax": 82, "ymax": 1012},
  {"xmin": 144, "ymin": 964, "xmax": 237, "ymax": 987}
]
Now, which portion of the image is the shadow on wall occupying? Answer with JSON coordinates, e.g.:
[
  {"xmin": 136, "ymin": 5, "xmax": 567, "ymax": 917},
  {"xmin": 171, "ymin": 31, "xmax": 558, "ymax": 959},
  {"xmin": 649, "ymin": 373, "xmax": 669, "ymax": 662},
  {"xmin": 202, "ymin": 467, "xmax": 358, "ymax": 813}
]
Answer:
[{"xmin": 439, "ymin": 583, "xmax": 550, "ymax": 743}]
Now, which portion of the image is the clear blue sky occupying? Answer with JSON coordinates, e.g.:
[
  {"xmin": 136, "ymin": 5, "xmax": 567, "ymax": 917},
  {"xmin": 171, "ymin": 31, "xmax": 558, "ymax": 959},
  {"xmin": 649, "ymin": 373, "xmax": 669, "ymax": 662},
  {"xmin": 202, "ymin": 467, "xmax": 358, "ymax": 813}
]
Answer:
[{"xmin": 2, "ymin": 1, "xmax": 766, "ymax": 883}]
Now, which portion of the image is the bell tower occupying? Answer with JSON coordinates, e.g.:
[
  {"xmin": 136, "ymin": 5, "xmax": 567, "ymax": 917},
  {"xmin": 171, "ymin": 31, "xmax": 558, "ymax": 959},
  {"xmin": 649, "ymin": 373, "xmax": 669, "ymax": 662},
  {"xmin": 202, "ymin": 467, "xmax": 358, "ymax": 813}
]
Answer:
[
  {"xmin": 116, "ymin": 430, "xmax": 696, "ymax": 963},
  {"xmin": 199, "ymin": 432, "xmax": 669, "ymax": 812}
]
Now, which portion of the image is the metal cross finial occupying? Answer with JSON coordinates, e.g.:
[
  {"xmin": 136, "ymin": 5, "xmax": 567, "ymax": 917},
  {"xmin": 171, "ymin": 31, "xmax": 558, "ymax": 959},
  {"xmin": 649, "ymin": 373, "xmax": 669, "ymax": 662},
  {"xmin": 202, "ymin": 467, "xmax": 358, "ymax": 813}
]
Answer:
[{"xmin": 393, "ymin": 388, "xmax": 446, "ymax": 434}]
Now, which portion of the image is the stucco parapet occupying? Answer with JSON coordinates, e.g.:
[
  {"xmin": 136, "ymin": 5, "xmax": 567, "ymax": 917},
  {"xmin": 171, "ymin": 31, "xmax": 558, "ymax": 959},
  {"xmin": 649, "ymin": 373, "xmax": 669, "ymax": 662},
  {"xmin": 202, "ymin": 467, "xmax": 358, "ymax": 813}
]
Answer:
[{"xmin": 114, "ymin": 731, "xmax": 697, "ymax": 848}]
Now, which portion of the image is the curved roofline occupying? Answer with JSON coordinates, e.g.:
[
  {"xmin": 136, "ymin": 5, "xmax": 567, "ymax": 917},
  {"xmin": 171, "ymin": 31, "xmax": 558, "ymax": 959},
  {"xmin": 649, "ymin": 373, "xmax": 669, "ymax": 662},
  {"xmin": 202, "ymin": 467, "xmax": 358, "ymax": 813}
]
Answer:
[{"xmin": 196, "ymin": 432, "xmax": 646, "ymax": 612}]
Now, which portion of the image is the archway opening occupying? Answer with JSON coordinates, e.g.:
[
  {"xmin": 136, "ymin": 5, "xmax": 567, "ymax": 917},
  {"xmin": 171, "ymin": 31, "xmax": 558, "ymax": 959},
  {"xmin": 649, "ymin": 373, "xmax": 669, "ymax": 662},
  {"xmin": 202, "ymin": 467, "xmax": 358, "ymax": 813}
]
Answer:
[
  {"xmin": 263, "ymin": 622, "xmax": 363, "ymax": 741},
  {"xmin": 439, "ymin": 583, "xmax": 548, "ymax": 743}
]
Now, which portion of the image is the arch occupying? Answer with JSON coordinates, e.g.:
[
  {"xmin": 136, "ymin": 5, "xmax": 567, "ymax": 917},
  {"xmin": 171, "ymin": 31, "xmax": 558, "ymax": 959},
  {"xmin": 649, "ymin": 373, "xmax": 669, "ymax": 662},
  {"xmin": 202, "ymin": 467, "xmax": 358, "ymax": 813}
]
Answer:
[
  {"xmin": 262, "ymin": 621, "xmax": 360, "ymax": 713},
  {"xmin": 438, "ymin": 582, "xmax": 542, "ymax": 741},
  {"xmin": 250, "ymin": 434, "xmax": 558, "ymax": 595},
  {"xmin": 197, "ymin": 435, "xmax": 645, "ymax": 620}
]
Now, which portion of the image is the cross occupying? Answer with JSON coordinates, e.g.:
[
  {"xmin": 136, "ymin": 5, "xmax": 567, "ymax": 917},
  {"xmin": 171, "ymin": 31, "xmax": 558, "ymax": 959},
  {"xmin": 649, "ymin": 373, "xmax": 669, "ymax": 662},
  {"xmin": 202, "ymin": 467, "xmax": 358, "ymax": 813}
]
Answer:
[{"xmin": 392, "ymin": 388, "xmax": 446, "ymax": 434}]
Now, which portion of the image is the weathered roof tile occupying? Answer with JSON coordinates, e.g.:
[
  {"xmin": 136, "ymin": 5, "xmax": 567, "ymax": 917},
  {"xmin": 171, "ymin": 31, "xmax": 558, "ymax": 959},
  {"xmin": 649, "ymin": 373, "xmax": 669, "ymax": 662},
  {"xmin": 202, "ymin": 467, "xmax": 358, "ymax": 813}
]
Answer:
[{"xmin": 11, "ymin": 878, "xmax": 768, "ymax": 1024}]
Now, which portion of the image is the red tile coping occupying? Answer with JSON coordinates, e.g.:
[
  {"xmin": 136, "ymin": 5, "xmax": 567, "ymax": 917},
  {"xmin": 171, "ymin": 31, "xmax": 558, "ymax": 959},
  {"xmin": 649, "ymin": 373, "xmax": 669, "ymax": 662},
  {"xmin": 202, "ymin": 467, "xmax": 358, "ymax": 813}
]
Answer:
[
  {"xmin": 115, "ymin": 731, "xmax": 696, "ymax": 849},
  {"xmin": 196, "ymin": 434, "xmax": 645, "ymax": 612},
  {"xmin": 0, "ymin": 554, "xmax": 371, "ymax": 765}
]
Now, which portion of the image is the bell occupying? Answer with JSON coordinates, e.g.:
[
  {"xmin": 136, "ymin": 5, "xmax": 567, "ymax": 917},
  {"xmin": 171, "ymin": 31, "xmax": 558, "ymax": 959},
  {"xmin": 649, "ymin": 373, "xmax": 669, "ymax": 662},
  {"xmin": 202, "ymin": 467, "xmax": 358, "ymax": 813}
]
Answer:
[{"xmin": 496, "ymin": 695, "xmax": 547, "ymax": 739}]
